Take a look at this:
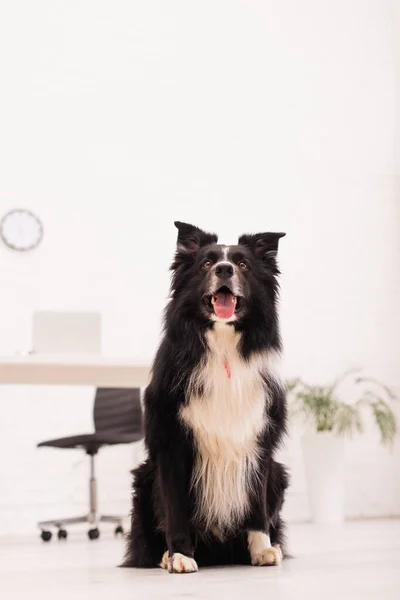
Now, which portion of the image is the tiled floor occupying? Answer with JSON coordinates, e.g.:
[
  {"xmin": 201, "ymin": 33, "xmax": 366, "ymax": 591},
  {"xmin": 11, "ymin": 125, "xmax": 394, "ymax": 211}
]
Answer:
[{"xmin": 1, "ymin": 520, "xmax": 399, "ymax": 599}]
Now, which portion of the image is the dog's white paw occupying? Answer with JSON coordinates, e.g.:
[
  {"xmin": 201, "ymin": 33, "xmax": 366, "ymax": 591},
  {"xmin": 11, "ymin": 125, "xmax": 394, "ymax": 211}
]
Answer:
[
  {"xmin": 168, "ymin": 552, "xmax": 198, "ymax": 574},
  {"xmin": 159, "ymin": 551, "xmax": 169, "ymax": 569},
  {"xmin": 251, "ymin": 544, "xmax": 283, "ymax": 566}
]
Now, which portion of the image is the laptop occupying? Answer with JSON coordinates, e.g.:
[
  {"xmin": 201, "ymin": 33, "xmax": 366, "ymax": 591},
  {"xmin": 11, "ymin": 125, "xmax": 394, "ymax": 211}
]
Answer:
[{"xmin": 32, "ymin": 311, "xmax": 102, "ymax": 354}]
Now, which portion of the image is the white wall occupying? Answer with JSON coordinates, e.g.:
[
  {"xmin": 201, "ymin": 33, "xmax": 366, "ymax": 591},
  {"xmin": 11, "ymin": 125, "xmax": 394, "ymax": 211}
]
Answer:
[{"xmin": 0, "ymin": 1, "xmax": 399, "ymax": 534}]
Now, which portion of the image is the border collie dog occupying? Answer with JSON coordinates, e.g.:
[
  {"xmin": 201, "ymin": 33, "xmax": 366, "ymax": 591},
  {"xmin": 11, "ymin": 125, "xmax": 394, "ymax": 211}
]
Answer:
[{"xmin": 122, "ymin": 222, "xmax": 289, "ymax": 573}]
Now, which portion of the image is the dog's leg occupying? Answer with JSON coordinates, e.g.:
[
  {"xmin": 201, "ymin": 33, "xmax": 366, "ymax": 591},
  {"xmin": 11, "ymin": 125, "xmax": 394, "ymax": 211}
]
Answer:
[
  {"xmin": 267, "ymin": 460, "xmax": 289, "ymax": 551},
  {"xmin": 247, "ymin": 531, "xmax": 283, "ymax": 566},
  {"xmin": 158, "ymin": 451, "xmax": 198, "ymax": 574},
  {"xmin": 245, "ymin": 461, "xmax": 283, "ymax": 567},
  {"xmin": 121, "ymin": 461, "xmax": 164, "ymax": 568}
]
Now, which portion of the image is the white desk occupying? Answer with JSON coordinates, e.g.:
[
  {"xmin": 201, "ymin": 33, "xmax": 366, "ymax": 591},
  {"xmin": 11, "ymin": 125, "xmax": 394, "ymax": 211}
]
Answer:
[{"xmin": 0, "ymin": 355, "xmax": 151, "ymax": 388}]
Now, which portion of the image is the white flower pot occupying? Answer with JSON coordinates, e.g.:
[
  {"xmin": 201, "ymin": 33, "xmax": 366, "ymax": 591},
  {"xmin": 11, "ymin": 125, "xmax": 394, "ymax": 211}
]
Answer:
[{"xmin": 301, "ymin": 431, "xmax": 345, "ymax": 524}]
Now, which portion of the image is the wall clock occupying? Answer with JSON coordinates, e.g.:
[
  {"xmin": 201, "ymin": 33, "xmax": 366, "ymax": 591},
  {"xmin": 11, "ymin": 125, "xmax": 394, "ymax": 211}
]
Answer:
[{"xmin": 0, "ymin": 209, "xmax": 44, "ymax": 251}]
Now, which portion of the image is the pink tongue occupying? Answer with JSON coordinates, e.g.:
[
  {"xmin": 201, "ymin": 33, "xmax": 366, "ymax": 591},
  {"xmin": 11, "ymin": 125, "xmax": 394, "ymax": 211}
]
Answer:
[{"xmin": 213, "ymin": 292, "xmax": 236, "ymax": 319}]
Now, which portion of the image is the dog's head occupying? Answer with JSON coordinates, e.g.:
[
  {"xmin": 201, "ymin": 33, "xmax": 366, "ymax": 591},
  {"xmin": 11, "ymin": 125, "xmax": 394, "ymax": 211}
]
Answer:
[{"xmin": 171, "ymin": 221, "xmax": 285, "ymax": 324}]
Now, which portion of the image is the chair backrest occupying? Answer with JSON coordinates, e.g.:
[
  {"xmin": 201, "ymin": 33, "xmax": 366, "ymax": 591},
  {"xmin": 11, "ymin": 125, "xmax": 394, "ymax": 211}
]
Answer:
[
  {"xmin": 93, "ymin": 388, "xmax": 142, "ymax": 435},
  {"xmin": 32, "ymin": 311, "xmax": 101, "ymax": 354}
]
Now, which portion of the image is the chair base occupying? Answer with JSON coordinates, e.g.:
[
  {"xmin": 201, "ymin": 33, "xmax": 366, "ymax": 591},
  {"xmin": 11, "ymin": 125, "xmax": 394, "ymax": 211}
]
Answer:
[
  {"xmin": 38, "ymin": 514, "xmax": 124, "ymax": 541},
  {"xmin": 38, "ymin": 514, "xmax": 123, "ymax": 528},
  {"xmin": 38, "ymin": 453, "xmax": 125, "ymax": 541}
]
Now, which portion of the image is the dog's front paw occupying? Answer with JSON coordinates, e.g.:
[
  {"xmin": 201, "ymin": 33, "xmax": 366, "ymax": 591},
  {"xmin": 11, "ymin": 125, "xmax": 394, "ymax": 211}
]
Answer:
[
  {"xmin": 251, "ymin": 544, "xmax": 282, "ymax": 566},
  {"xmin": 168, "ymin": 552, "xmax": 198, "ymax": 574}
]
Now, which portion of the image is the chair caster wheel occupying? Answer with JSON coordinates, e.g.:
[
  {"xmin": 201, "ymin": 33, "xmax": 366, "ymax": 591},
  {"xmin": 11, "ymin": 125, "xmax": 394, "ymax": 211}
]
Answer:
[
  {"xmin": 41, "ymin": 530, "xmax": 52, "ymax": 542},
  {"xmin": 57, "ymin": 529, "xmax": 68, "ymax": 540},
  {"xmin": 115, "ymin": 525, "xmax": 124, "ymax": 536},
  {"xmin": 88, "ymin": 528, "xmax": 100, "ymax": 540}
]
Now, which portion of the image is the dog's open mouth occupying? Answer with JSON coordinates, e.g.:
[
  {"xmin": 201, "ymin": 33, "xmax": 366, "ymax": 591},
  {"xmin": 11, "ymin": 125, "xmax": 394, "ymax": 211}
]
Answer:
[{"xmin": 205, "ymin": 286, "xmax": 241, "ymax": 319}]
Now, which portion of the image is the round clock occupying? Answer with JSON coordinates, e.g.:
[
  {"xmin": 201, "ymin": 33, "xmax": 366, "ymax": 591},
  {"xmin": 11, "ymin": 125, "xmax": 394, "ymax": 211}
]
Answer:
[{"xmin": 0, "ymin": 209, "xmax": 43, "ymax": 251}]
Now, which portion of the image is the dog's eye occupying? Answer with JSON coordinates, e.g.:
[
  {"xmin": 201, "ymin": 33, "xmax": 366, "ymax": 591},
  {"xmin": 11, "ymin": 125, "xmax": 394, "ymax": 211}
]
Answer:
[
  {"xmin": 238, "ymin": 261, "xmax": 248, "ymax": 270},
  {"xmin": 202, "ymin": 260, "xmax": 212, "ymax": 270}
]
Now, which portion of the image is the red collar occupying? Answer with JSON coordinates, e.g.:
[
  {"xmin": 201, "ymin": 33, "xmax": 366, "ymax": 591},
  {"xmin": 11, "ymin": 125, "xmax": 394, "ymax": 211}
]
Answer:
[{"xmin": 224, "ymin": 362, "xmax": 231, "ymax": 379}]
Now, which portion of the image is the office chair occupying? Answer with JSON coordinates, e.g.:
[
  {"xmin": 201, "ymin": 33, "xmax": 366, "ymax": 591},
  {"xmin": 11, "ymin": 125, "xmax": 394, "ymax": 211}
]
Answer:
[{"xmin": 37, "ymin": 387, "xmax": 143, "ymax": 541}]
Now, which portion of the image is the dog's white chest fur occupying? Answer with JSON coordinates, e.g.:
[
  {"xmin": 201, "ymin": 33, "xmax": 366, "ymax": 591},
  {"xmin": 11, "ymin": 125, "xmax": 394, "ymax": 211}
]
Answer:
[{"xmin": 180, "ymin": 323, "xmax": 269, "ymax": 537}]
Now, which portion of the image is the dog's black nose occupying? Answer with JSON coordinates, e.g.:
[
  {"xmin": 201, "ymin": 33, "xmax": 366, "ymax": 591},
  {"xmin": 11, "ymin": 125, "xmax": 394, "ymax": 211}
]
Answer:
[{"xmin": 215, "ymin": 262, "xmax": 234, "ymax": 278}]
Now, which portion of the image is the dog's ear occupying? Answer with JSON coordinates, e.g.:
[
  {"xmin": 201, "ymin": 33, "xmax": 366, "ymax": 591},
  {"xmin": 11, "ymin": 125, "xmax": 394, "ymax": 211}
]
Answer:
[
  {"xmin": 238, "ymin": 232, "xmax": 286, "ymax": 264},
  {"xmin": 174, "ymin": 221, "xmax": 218, "ymax": 255}
]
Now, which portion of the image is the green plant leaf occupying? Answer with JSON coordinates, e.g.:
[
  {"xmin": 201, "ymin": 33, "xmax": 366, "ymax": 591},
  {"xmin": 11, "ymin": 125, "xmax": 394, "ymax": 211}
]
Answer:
[
  {"xmin": 368, "ymin": 398, "xmax": 397, "ymax": 447},
  {"xmin": 354, "ymin": 377, "xmax": 397, "ymax": 401},
  {"xmin": 287, "ymin": 371, "xmax": 397, "ymax": 446}
]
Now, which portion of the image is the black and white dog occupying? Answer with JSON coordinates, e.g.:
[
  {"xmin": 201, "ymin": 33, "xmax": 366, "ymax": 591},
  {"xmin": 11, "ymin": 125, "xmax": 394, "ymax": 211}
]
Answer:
[{"xmin": 122, "ymin": 222, "xmax": 289, "ymax": 573}]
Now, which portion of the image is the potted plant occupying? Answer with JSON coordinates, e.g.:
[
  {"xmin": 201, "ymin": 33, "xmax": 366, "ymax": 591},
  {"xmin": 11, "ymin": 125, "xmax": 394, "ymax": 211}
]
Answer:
[{"xmin": 287, "ymin": 372, "xmax": 397, "ymax": 524}]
